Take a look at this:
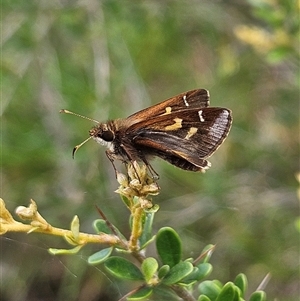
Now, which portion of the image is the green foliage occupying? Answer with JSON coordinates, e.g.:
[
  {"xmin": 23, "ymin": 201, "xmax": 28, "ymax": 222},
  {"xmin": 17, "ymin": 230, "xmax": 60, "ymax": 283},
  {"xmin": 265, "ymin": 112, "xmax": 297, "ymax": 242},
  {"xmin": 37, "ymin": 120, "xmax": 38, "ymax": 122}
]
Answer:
[
  {"xmin": 93, "ymin": 218, "xmax": 126, "ymax": 240},
  {"xmin": 249, "ymin": 291, "xmax": 266, "ymax": 301},
  {"xmin": 199, "ymin": 280, "xmax": 222, "ymax": 301},
  {"xmin": 157, "ymin": 265, "xmax": 170, "ymax": 279},
  {"xmin": 197, "ymin": 279, "xmax": 267, "ymax": 301},
  {"xmin": 215, "ymin": 282, "xmax": 240, "ymax": 301},
  {"xmin": 86, "ymin": 217, "xmax": 269, "ymax": 300},
  {"xmin": 156, "ymin": 227, "xmax": 182, "ymax": 267},
  {"xmin": 48, "ymin": 245, "xmax": 84, "ymax": 255},
  {"xmin": 127, "ymin": 287, "xmax": 153, "ymax": 300},
  {"xmin": 181, "ymin": 263, "xmax": 213, "ymax": 284},
  {"xmin": 161, "ymin": 261, "xmax": 194, "ymax": 285},
  {"xmin": 0, "ymin": 175, "xmax": 271, "ymax": 300},
  {"xmin": 139, "ymin": 211, "xmax": 157, "ymax": 249},
  {"xmin": 104, "ymin": 256, "xmax": 144, "ymax": 281},
  {"xmin": 234, "ymin": 273, "xmax": 248, "ymax": 296},
  {"xmin": 87, "ymin": 247, "xmax": 113, "ymax": 265},
  {"xmin": 141, "ymin": 257, "xmax": 158, "ymax": 283}
]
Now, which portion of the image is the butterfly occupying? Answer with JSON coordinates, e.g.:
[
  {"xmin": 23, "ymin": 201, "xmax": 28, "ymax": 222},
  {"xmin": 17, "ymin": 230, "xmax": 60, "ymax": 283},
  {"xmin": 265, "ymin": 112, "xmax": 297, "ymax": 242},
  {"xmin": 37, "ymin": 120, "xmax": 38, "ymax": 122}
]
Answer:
[{"xmin": 61, "ymin": 89, "xmax": 232, "ymax": 176}]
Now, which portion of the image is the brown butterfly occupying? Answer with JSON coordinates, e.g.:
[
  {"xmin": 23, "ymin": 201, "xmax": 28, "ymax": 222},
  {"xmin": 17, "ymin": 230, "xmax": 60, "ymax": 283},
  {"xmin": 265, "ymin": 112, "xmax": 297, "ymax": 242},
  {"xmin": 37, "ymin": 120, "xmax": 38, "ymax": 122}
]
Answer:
[{"xmin": 60, "ymin": 89, "xmax": 232, "ymax": 176}]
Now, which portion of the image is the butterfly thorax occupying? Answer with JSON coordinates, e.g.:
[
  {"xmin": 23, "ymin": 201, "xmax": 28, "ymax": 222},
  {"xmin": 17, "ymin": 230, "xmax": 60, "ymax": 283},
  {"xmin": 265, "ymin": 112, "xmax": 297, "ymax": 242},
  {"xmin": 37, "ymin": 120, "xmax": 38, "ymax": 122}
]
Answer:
[{"xmin": 89, "ymin": 119, "xmax": 138, "ymax": 162}]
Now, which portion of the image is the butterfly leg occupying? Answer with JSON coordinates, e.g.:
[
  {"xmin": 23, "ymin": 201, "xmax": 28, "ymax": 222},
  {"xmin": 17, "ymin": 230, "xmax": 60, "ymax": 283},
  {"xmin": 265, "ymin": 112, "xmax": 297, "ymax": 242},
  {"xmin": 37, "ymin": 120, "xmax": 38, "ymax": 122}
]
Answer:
[
  {"xmin": 105, "ymin": 150, "xmax": 119, "ymax": 178},
  {"xmin": 141, "ymin": 157, "xmax": 160, "ymax": 180}
]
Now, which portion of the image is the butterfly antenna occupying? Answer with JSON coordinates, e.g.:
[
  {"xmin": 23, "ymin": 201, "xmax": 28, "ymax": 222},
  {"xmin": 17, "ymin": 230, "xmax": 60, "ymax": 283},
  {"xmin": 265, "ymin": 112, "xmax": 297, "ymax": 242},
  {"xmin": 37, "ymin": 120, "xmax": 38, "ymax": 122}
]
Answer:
[
  {"xmin": 72, "ymin": 137, "xmax": 93, "ymax": 158},
  {"xmin": 60, "ymin": 109, "xmax": 100, "ymax": 124},
  {"xmin": 60, "ymin": 109, "xmax": 97, "ymax": 158}
]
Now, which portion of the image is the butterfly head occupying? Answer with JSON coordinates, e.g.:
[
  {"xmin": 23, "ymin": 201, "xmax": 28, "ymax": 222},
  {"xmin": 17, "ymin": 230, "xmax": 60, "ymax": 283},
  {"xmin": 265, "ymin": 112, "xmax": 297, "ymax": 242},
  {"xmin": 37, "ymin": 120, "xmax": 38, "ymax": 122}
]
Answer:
[{"xmin": 89, "ymin": 124, "xmax": 115, "ymax": 148}]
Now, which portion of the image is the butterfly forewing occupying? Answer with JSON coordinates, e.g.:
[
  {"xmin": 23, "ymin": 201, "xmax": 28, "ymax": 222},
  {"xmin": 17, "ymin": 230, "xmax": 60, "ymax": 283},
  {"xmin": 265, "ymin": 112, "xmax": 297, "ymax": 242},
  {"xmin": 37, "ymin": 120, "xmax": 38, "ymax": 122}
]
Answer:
[
  {"xmin": 126, "ymin": 89, "xmax": 210, "ymax": 125},
  {"xmin": 130, "ymin": 107, "xmax": 232, "ymax": 170}
]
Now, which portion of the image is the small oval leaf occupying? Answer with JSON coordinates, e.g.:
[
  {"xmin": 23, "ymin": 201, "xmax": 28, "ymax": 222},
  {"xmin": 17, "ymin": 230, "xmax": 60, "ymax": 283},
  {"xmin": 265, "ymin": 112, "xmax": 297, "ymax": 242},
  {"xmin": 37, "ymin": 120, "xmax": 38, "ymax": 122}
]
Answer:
[
  {"xmin": 93, "ymin": 219, "xmax": 111, "ymax": 234},
  {"xmin": 127, "ymin": 287, "xmax": 153, "ymax": 300},
  {"xmin": 181, "ymin": 263, "xmax": 213, "ymax": 284},
  {"xmin": 216, "ymin": 282, "xmax": 236, "ymax": 301},
  {"xmin": 70, "ymin": 215, "xmax": 80, "ymax": 240},
  {"xmin": 156, "ymin": 227, "xmax": 182, "ymax": 267},
  {"xmin": 141, "ymin": 257, "xmax": 158, "ymax": 283},
  {"xmin": 88, "ymin": 247, "xmax": 113, "ymax": 265},
  {"xmin": 249, "ymin": 291, "xmax": 266, "ymax": 301},
  {"xmin": 140, "ymin": 235, "xmax": 156, "ymax": 250},
  {"xmin": 197, "ymin": 263, "xmax": 213, "ymax": 280},
  {"xmin": 104, "ymin": 256, "xmax": 143, "ymax": 281},
  {"xmin": 180, "ymin": 267, "xmax": 199, "ymax": 285},
  {"xmin": 120, "ymin": 195, "xmax": 131, "ymax": 208},
  {"xmin": 162, "ymin": 261, "xmax": 193, "ymax": 285},
  {"xmin": 198, "ymin": 244, "xmax": 215, "ymax": 264},
  {"xmin": 48, "ymin": 245, "xmax": 83, "ymax": 255},
  {"xmin": 93, "ymin": 219, "xmax": 126, "ymax": 240},
  {"xmin": 234, "ymin": 273, "xmax": 248, "ymax": 296},
  {"xmin": 158, "ymin": 265, "xmax": 170, "ymax": 279},
  {"xmin": 139, "ymin": 212, "xmax": 155, "ymax": 249},
  {"xmin": 199, "ymin": 280, "xmax": 222, "ymax": 300}
]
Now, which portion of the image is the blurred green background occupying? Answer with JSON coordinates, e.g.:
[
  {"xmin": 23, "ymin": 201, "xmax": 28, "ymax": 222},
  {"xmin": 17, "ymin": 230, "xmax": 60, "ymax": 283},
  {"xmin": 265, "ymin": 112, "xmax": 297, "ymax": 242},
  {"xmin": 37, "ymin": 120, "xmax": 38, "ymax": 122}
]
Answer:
[{"xmin": 1, "ymin": 0, "xmax": 299, "ymax": 300}]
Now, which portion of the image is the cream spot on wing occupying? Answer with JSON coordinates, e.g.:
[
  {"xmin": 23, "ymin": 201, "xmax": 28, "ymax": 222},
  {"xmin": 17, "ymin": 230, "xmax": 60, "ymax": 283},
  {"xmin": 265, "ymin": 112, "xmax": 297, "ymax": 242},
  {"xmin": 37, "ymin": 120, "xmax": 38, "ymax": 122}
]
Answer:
[
  {"xmin": 161, "ymin": 106, "xmax": 172, "ymax": 115},
  {"xmin": 183, "ymin": 95, "xmax": 189, "ymax": 107},
  {"xmin": 198, "ymin": 110, "xmax": 205, "ymax": 122},
  {"xmin": 165, "ymin": 118, "xmax": 183, "ymax": 130},
  {"xmin": 184, "ymin": 127, "xmax": 198, "ymax": 139}
]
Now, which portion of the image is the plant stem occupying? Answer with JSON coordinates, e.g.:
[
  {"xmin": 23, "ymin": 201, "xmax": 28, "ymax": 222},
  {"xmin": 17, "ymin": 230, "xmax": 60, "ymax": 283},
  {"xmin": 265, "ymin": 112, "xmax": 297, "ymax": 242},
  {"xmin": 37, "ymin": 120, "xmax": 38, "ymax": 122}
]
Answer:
[
  {"xmin": 171, "ymin": 285, "xmax": 197, "ymax": 301},
  {"xmin": 129, "ymin": 205, "xmax": 143, "ymax": 251}
]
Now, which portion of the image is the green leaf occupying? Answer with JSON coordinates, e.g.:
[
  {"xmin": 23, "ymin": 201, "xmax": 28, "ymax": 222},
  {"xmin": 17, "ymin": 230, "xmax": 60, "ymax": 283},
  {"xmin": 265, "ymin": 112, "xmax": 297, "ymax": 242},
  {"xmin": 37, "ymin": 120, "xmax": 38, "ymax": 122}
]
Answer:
[
  {"xmin": 139, "ymin": 212, "xmax": 155, "ymax": 249},
  {"xmin": 93, "ymin": 219, "xmax": 126, "ymax": 242},
  {"xmin": 249, "ymin": 291, "xmax": 266, "ymax": 301},
  {"xmin": 127, "ymin": 286, "xmax": 153, "ymax": 300},
  {"xmin": 181, "ymin": 263, "xmax": 213, "ymax": 284},
  {"xmin": 212, "ymin": 280, "xmax": 223, "ymax": 288},
  {"xmin": 156, "ymin": 227, "xmax": 182, "ymax": 267},
  {"xmin": 179, "ymin": 267, "xmax": 199, "ymax": 286},
  {"xmin": 198, "ymin": 295, "xmax": 212, "ymax": 301},
  {"xmin": 93, "ymin": 219, "xmax": 111, "ymax": 234},
  {"xmin": 64, "ymin": 217, "xmax": 81, "ymax": 245},
  {"xmin": 70, "ymin": 215, "xmax": 80, "ymax": 241},
  {"xmin": 48, "ymin": 245, "xmax": 83, "ymax": 255},
  {"xmin": 234, "ymin": 273, "xmax": 248, "ymax": 296},
  {"xmin": 120, "ymin": 194, "xmax": 131, "ymax": 208},
  {"xmin": 145, "ymin": 204, "xmax": 159, "ymax": 213},
  {"xmin": 88, "ymin": 247, "xmax": 113, "ymax": 265},
  {"xmin": 197, "ymin": 263, "xmax": 213, "ymax": 280},
  {"xmin": 152, "ymin": 285, "xmax": 179, "ymax": 299},
  {"xmin": 162, "ymin": 261, "xmax": 193, "ymax": 285},
  {"xmin": 216, "ymin": 282, "xmax": 237, "ymax": 301},
  {"xmin": 140, "ymin": 234, "xmax": 156, "ymax": 251},
  {"xmin": 198, "ymin": 280, "xmax": 222, "ymax": 301},
  {"xmin": 141, "ymin": 257, "xmax": 158, "ymax": 283},
  {"xmin": 199, "ymin": 244, "xmax": 215, "ymax": 263},
  {"xmin": 104, "ymin": 256, "xmax": 144, "ymax": 281},
  {"xmin": 158, "ymin": 265, "xmax": 170, "ymax": 279}
]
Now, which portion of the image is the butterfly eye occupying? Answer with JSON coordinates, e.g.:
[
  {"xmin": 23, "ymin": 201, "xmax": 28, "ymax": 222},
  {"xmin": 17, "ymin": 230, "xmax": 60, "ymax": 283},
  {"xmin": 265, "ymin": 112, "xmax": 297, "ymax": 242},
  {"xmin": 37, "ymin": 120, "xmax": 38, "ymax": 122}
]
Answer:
[{"xmin": 101, "ymin": 130, "xmax": 114, "ymax": 142}]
